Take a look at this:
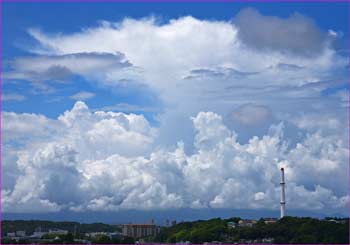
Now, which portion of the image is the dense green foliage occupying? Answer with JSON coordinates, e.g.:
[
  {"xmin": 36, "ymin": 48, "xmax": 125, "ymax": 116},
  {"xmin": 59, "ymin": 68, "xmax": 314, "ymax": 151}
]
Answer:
[
  {"xmin": 266, "ymin": 217, "xmax": 349, "ymax": 243},
  {"xmin": 154, "ymin": 216, "xmax": 349, "ymax": 244},
  {"xmin": 155, "ymin": 218, "xmax": 228, "ymax": 243},
  {"xmin": 2, "ymin": 217, "xmax": 349, "ymax": 244}
]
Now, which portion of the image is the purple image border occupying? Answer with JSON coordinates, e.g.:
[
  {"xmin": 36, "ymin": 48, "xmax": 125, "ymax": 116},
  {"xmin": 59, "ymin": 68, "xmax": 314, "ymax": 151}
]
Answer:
[{"xmin": 0, "ymin": 0, "xmax": 349, "ymax": 245}]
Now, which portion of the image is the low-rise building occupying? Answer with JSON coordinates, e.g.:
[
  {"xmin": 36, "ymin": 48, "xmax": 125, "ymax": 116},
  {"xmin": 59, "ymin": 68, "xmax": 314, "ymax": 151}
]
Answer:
[
  {"xmin": 31, "ymin": 231, "xmax": 47, "ymax": 238},
  {"xmin": 15, "ymin": 231, "xmax": 26, "ymax": 237},
  {"xmin": 48, "ymin": 229, "xmax": 69, "ymax": 235},
  {"xmin": 326, "ymin": 219, "xmax": 347, "ymax": 224},
  {"xmin": 85, "ymin": 231, "xmax": 122, "ymax": 239},
  {"xmin": 7, "ymin": 232, "xmax": 15, "ymax": 237},
  {"xmin": 121, "ymin": 223, "xmax": 160, "ymax": 238},
  {"xmin": 238, "ymin": 219, "xmax": 257, "ymax": 228},
  {"xmin": 109, "ymin": 231, "xmax": 123, "ymax": 239},
  {"xmin": 86, "ymin": 232, "xmax": 109, "ymax": 238},
  {"xmin": 262, "ymin": 237, "xmax": 274, "ymax": 243},
  {"xmin": 263, "ymin": 218, "xmax": 278, "ymax": 224},
  {"xmin": 176, "ymin": 241, "xmax": 190, "ymax": 244},
  {"xmin": 227, "ymin": 221, "xmax": 237, "ymax": 229}
]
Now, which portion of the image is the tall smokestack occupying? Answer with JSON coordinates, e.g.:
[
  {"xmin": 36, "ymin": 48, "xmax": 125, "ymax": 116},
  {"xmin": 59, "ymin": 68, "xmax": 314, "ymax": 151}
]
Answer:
[{"xmin": 280, "ymin": 167, "xmax": 286, "ymax": 218}]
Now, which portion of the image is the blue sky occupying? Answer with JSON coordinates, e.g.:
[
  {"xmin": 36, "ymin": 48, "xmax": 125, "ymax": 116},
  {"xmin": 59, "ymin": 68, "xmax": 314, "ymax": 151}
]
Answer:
[{"xmin": 2, "ymin": 2, "xmax": 350, "ymax": 218}]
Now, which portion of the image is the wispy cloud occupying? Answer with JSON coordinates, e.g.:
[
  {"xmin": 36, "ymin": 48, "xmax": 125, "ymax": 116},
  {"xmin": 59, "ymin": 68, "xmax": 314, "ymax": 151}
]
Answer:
[
  {"xmin": 2, "ymin": 93, "xmax": 26, "ymax": 101},
  {"xmin": 70, "ymin": 91, "xmax": 95, "ymax": 101},
  {"xmin": 3, "ymin": 52, "xmax": 136, "ymax": 93},
  {"xmin": 96, "ymin": 103, "xmax": 159, "ymax": 113}
]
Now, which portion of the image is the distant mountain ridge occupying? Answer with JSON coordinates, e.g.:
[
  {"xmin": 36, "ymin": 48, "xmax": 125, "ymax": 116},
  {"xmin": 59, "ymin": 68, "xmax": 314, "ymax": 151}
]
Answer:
[{"xmin": 3, "ymin": 208, "xmax": 344, "ymax": 225}]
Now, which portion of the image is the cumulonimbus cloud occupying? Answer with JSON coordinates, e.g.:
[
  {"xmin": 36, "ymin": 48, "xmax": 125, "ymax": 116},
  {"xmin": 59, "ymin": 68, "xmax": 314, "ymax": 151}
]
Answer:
[
  {"xmin": 2, "ymin": 8, "xmax": 349, "ymax": 214},
  {"xmin": 2, "ymin": 102, "xmax": 348, "ymax": 213}
]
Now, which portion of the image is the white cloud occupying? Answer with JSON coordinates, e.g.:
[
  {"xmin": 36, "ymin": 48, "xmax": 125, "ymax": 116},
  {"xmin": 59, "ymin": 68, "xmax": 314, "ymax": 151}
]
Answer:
[
  {"xmin": 70, "ymin": 91, "xmax": 95, "ymax": 101},
  {"xmin": 96, "ymin": 103, "xmax": 158, "ymax": 113},
  {"xmin": 5, "ymin": 9, "xmax": 347, "ymax": 128},
  {"xmin": 2, "ymin": 102, "xmax": 159, "ymax": 212},
  {"xmin": 3, "ymin": 111, "xmax": 60, "ymax": 144},
  {"xmin": 254, "ymin": 192, "xmax": 265, "ymax": 201},
  {"xmin": 231, "ymin": 103, "xmax": 272, "ymax": 126},
  {"xmin": 2, "ymin": 8, "xmax": 349, "ymax": 215},
  {"xmin": 2, "ymin": 102, "xmax": 348, "ymax": 213},
  {"xmin": 4, "ymin": 52, "xmax": 136, "ymax": 93},
  {"xmin": 7, "ymin": 52, "xmax": 131, "ymax": 78},
  {"xmin": 2, "ymin": 93, "xmax": 26, "ymax": 101}
]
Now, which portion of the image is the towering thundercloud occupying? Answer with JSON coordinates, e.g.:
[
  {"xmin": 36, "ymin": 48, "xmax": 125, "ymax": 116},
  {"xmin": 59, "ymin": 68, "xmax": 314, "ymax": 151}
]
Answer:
[{"xmin": 280, "ymin": 167, "xmax": 286, "ymax": 218}]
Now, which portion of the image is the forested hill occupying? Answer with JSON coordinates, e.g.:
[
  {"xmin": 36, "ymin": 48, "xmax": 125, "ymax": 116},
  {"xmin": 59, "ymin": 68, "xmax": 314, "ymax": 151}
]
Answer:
[
  {"xmin": 2, "ymin": 217, "xmax": 349, "ymax": 244},
  {"xmin": 2, "ymin": 220, "xmax": 120, "ymax": 235},
  {"xmin": 154, "ymin": 216, "xmax": 349, "ymax": 244}
]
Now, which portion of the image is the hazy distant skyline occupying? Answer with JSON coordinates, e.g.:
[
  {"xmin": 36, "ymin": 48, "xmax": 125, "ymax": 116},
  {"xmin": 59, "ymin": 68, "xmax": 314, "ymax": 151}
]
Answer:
[{"xmin": 2, "ymin": 2, "xmax": 349, "ymax": 218}]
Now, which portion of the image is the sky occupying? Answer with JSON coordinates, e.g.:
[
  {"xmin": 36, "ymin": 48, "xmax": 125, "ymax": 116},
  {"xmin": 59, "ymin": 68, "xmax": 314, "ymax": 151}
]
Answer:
[{"xmin": 2, "ymin": 2, "xmax": 350, "ymax": 219}]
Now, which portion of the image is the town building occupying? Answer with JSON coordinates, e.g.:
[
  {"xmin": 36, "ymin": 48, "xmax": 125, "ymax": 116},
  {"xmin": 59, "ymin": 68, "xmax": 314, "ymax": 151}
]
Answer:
[
  {"xmin": 262, "ymin": 237, "xmax": 274, "ymax": 243},
  {"xmin": 227, "ymin": 221, "xmax": 237, "ymax": 229},
  {"xmin": 86, "ymin": 232, "xmax": 109, "ymax": 238},
  {"xmin": 263, "ymin": 218, "xmax": 278, "ymax": 224},
  {"xmin": 31, "ymin": 231, "xmax": 47, "ymax": 238},
  {"xmin": 121, "ymin": 223, "xmax": 160, "ymax": 238},
  {"xmin": 85, "ymin": 231, "xmax": 122, "ymax": 239},
  {"xmin": 7, "ymin": 232, "xmax": 15, "ymax": 238},
  {"xmin": 48, "ymin": 229, "xmax": 69, "ymax": 235},
  {"xmin": 238, "ymin": 219, "xmax": 257, "ymax": 228},
  {"xmin": 15, "ymin": 231, "xmax": 26, "ymax": 237}
]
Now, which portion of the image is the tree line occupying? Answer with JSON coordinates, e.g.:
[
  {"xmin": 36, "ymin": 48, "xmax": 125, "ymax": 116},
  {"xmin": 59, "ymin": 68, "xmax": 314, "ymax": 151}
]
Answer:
[{"xmin": 153, "ymin": 216, "xmax": 349, "ymax": 244}]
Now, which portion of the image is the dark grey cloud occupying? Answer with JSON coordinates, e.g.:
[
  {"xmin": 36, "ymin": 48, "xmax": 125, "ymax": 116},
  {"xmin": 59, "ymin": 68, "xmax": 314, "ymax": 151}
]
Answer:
[
  {"xmin": 234, "ymin": 8, "xmax": 329, "ymax": 56},
  {"xmin": 276, "ymin": 63, "xmax": 304, "ymax": 71},
  {"xmin": 3, "ymin": 52, "xmax": 133, "ymax": 92},
  {"xmin": 4, "ymin": 65, "xmax": 72, "ymax": 84},
  {"xmin": 184, "ymin": 67, "xmax": 260, "ymax": 80}
]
